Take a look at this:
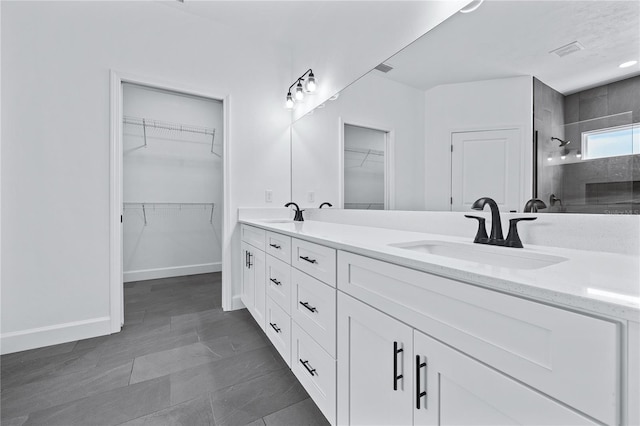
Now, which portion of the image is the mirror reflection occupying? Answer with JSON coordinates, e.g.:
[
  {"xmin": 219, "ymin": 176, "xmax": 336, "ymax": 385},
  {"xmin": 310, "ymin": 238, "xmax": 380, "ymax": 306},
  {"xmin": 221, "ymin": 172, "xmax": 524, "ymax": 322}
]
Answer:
[{"xmin": 291, "ymin": 0, "xmax": 640, "ymax": 213}]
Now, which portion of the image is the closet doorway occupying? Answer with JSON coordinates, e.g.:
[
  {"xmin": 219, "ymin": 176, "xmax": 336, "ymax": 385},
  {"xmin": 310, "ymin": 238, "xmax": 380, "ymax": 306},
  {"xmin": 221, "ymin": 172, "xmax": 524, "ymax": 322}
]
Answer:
[
  {"xmin": 110, "ymin": 72, "xmax": 229, "ymax": 331},
  {"xmin": 341, "ymin": 123, "xmax": 394, "ymax": 210}
]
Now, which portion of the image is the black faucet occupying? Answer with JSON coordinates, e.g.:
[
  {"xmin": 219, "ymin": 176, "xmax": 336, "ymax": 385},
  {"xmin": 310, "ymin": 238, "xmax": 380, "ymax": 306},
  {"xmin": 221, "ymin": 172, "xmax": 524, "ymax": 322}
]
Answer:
[
  {"xmin": 466, "ymin": 197, "xmax": 537, "ymax": 248},
  {"xmin": 285, "ymin": 202, "xmax": 304, "ymax": 221},
  {"xmin": 470, "ymin": 197, "xmax": 504, "ymax": 244},
  {"xmin": 319, "ymin": 202, "xmax": 332, "ymax": 208},
  {"xmin": 523, "ymin": 198, "xmax": 547, "ymax": 212}
]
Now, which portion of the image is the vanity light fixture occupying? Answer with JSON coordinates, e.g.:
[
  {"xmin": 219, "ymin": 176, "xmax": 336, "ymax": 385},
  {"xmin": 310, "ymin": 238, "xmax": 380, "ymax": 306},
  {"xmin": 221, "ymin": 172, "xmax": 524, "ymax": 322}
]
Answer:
[
  {"xmin": 619, "ymin": 60, "xmax": 638, "ymax": 68},
  {"xmin": 285, "ymin": 69, "xmax": 317, "ymax": 110},
  {"xmin": 551, "ymin": 136, "xmax": 570, "ymax": 147},
  {"xmin": 459, "ymin": 0, "xmax": 484, "ymax": 14}
]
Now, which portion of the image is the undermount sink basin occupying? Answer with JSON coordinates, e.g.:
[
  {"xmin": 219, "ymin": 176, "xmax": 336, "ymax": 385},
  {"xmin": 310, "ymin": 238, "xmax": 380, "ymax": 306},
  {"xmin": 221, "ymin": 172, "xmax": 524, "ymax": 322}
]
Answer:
[
  {"xmin": 261, "ymin": 219, "xmax": 295, "ymax": 224},
  {"xmin": 388, "ymin": 240, "xmax": 567, "ymax": 270}
]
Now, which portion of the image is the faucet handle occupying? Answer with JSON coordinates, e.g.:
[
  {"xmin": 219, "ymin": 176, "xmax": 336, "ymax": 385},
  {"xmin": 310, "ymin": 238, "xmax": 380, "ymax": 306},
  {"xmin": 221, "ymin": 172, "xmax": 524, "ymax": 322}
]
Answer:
[
  {"xmin": 464, "ymin": 215, "xmax": 489, "ymax": 243},
  {"xmin": 505, "ymin": 217, "xmax": 537, "ymax": 248}
]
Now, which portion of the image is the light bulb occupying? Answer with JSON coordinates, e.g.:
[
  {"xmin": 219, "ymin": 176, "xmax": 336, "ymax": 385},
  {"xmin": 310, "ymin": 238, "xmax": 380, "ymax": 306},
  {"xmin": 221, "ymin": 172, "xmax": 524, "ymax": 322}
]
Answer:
[
  {"xmin": 547, "ymin": 154, "xmax": 552, "ymax": 161},
  {"xmin": 306, "ymin": 72, "xmax": 316, "ymax": 93},
  {"xmin": 295, "ymin": 81, "xmax": 304, "ymax": 101},
  {"xmin": 560, "ymin": 154, "xmax": 566, "ymax": 160},
  {"xmin": 285, "ymin": 92, "xmax": 294, "ymax": 109},
  {"xmin": 576, "ymin": 151, "xmax": 582, "ymax": 158}
]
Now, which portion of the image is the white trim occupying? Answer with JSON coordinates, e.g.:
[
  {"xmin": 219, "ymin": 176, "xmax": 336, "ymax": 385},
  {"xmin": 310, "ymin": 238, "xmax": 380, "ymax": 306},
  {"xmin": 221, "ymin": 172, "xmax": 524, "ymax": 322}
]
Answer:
[
  {"xmin": 123, "ymin": 262, "xmax": 222, "ymax": 283},
  {"xmin": 338, "ymin": 117, "xmax": 395, "ymax": 210},
  {"xmin": 232, "ymin": 294, "xmax": 245, "ymax": 311},
  {"xmin": 1, "ymin": 317, "xmax": 111, "ymax": 355},
  {"xmin": 110, "ymin": 70, "xmax": 232, "ymax": 336}
]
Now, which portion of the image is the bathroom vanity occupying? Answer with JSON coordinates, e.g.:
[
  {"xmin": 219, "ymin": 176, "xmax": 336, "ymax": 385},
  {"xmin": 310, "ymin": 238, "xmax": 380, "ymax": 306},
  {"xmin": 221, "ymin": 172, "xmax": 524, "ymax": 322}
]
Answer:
[{"xmin": 239, "ymin": 219, "xmax": 639, "ymax": 426}]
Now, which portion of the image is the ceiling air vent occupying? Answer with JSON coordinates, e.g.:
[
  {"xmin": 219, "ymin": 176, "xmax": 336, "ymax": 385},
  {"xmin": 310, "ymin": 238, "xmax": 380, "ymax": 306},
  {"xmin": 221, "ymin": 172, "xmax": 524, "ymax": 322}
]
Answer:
[
  {"xmin": 549, "ymin": 41, "xmax": 584, "ymax": 58},
  {"xmin": 374, "ymin": 63, "xmax": 394, "ymax": 73}
]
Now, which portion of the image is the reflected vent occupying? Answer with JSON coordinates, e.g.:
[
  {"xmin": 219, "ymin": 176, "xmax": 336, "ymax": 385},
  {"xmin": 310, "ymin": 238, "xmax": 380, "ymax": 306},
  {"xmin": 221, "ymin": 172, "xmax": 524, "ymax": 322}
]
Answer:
[
  {"xmin": 549, "ymin": 41, "xmax": 584, "ymax": 57},
  {"xmin": 374, "ymin": 63, "xmax": 394, "ymax": 73}
]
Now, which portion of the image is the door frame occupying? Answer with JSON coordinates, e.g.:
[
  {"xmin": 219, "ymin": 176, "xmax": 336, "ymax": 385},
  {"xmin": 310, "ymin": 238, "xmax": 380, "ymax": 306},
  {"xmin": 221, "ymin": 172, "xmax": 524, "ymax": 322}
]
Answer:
[
  {"xmin": 338, "ymin": 117, "xmax": 395, "ymax": 210},
  {"xmin": 109, "ymin": 70, "xmax": 231, "ymax": 332}
]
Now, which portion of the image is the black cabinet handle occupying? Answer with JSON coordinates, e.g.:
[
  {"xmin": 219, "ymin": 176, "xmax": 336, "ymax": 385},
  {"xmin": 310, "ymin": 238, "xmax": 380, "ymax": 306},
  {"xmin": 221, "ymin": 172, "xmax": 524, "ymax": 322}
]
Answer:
[
  {"xmin": 393, "ymin": 341, "xmax": 403, "ymax": 390},
  {"xmin": 269, "ymin": 278, "xmax": 281, "ymax": 286},
  {"xmin": 299, "ymin": 301, "xmax": 317, "ymax": 313},
  {"xmin": 247, "ymin": 252, "xmax": 253, "ymax": 268},
  {"xmin": 269, "ymin": 243, "xmax": 281, "ymax": 249},
  {"xmin": 299, "ymin": 256, "xmax": 317, "ymax": 264},
  {"xmin": 269, "ymin": 322, "xmax": 281, "ymax": 333},
  {"xmin": 416, "ymin": 355, "xmax": 427, "ymax": 409},
  {"xmin": 299, "ymin": 359, "xmax": 317, "ymax": 376}
]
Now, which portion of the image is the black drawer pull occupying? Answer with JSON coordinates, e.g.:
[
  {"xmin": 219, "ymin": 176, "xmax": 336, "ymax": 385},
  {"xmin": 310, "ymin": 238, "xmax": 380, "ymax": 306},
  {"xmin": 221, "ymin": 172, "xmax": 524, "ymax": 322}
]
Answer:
[
  {"xmin": 269, "ymin": 243, "xmax": 281, "ymax": 249},
  {"xmin": 299, "ymin": 359, "xmax": 317, "ymax": 376},
  {"xmin": 393, "ymin": 341, "xmax": 403, "ymax": 390},
  {"xmin": 269, "ymin": 278, "xmax": 282, "ymax": 286},
  {"xmin": 299, "ymin": 301, "xmax": 317, "ymax": 313},
  {"xmin": 416, "ymin": 355, "xmax": 427, "ymax": 409},
  {"xmin": 247, "ymin": 252, "xmax": 253, "ymax": 268},
  {"xmin": 299, "ymin": 255, "xmax": 317, "ymax": 264},
  {"xmin": 269, "ymin": 322, "xmax": 281, "ymax": 333}
]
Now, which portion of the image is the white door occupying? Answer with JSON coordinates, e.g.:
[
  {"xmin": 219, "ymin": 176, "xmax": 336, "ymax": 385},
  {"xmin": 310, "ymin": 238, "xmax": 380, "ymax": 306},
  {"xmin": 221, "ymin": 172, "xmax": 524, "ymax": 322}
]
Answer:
[
  {"xmin": 337, "ymin": 292, "xmax": 413, "ymax": 426},
  {"xmin": 413, "ymin": 329, "xmax": 599, "ymax": 426},
  {"xmin": 451, "ymin": 128, "xmax": 520, "ymax": 212}
]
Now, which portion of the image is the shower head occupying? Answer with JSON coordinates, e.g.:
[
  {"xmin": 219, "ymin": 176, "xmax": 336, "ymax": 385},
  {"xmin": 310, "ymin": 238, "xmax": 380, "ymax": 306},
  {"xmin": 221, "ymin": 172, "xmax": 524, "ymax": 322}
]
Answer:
[{"xmin": 551, "ymin": 137, "xmax": 571, "ymax": 147}]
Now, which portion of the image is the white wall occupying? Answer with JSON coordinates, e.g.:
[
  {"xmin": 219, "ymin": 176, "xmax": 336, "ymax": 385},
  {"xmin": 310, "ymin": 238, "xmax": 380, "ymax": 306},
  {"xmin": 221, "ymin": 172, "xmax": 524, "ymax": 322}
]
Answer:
[
  {"xmin": 122, "ymin": 84, "xmax": 223, "ymax": 281},
  {"xmin": 292, "ymin": 72, "xmax": 426, "ymax": 210},
  {"xmin": 0, "ymin": 1, "xmax": 292, "ymax": 353},
  {"xmin": 424, "ymin": 76, "xmax": 533, "ymax": 210}
]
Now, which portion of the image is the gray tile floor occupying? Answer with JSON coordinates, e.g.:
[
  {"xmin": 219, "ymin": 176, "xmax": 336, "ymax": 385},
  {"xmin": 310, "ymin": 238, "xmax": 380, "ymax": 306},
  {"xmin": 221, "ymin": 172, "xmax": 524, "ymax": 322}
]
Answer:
[{"xmin": 1, "ymin": 273, "xmax": 329, "ymax": 426}]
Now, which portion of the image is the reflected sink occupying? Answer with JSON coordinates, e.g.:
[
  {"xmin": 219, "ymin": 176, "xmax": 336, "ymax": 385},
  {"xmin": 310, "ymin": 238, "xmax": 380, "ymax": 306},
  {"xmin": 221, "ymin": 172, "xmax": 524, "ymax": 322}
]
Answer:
[
  {"xmin": 261, "ymin": 219, "xmax": 295, "ymax": 224},
  {"xmin": 388, "ymin": 240, "xmax": 567, "ymax": 270}
]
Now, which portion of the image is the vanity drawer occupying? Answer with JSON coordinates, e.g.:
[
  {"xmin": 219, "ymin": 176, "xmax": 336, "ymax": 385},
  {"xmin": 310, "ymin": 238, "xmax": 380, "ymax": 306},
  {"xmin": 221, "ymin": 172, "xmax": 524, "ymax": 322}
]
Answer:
[
  {"xmin": 292, "ymin": 268, "xmax": 336, "ymax": 357},
  {"xmin": 265, "ymin": 297, "xmax": 291, "ymax": 367},
  {"xmin": 266, "ymin": 255, "xmax": 291, "ymax": 314},
  {"xmin": 265, "ymin": 231, "xmax": 291, "ymax": 264},
  {"xmin": 337, "ymin": 251, "xmax": 620, "ymax": 425},
  {"xmin": 292, "ymin": 238, "xmax": 336, "ymax": 286},
  {"xmin": 241, "ymin": 224, "xmax": 265, "ymax": 251},
  {"xmin": 291, "ymin": 322, "xmax": 336, "ymax": 425}
]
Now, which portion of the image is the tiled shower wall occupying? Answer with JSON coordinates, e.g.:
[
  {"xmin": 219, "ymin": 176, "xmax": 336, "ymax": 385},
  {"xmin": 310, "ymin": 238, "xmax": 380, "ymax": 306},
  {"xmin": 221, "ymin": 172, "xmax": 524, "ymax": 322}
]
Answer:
[{"xmin": 534, "ymin": 75, "xmax": 640, "ymax": 214}]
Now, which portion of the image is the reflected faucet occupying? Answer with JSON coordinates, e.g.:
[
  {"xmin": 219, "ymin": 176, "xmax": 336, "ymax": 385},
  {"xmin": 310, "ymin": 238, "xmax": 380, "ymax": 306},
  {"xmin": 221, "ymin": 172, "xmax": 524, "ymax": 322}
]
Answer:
[
  {"xmin": 523, "ymin": 198, "xmax": 547, "ymax": 213},
  {"xmin": 319, "ymin": 202, "xmax": 333, "ymax": 208},
  {"xmin": 285, "ymin": 202, "xmax": 304, "ymax": 221},
  {"xmin": 471, "ymin": 197, "xmax": 504, "ymax": 243}
]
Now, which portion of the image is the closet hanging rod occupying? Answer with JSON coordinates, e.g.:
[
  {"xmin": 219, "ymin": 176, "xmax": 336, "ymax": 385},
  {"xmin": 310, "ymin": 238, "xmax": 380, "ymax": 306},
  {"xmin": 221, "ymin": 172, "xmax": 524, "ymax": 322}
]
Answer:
[
  {"xmin": 123, "ymin": 116, "xmax": 215, "ymax": 137},
  {"xmin": 345, "ymin": 147, "xmax": 384, "ymax": 156}
]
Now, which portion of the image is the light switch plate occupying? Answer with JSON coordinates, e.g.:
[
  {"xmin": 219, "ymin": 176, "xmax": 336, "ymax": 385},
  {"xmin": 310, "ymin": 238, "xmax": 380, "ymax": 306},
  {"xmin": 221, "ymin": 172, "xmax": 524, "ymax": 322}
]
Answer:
[
  {"xmin": 265, "ymin": 190, "xmax": 273, "ymax": 203},
  {"xmin": 307, "ymin": 191, "xmax": 315, "ymax": 203}
]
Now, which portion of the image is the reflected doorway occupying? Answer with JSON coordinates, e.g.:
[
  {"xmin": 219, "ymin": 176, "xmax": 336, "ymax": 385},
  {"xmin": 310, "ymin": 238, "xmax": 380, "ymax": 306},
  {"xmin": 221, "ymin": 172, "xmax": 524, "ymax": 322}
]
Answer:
[{"xmin": 343, "ymin": 124, "xmax": 392, "ymax": 210}]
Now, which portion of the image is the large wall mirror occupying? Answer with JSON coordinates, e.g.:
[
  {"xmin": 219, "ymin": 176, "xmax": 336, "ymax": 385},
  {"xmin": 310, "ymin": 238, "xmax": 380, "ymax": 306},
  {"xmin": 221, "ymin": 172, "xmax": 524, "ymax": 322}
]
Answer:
[{"xmin": 291, "ymin": 0, "xmax": 639, "ymax": 213}]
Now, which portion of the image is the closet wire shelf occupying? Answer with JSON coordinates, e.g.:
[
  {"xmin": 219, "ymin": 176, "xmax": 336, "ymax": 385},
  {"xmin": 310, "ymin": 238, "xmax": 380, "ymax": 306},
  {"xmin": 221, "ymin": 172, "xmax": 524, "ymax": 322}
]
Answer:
[
  {"xmin": 123, "ymin": 202, "xmax": 215, "ymax": 226},
  {"xmin": 123, "ymin": 116, "xmax": 219, "ymax": 157},
  {"xmin": 345, "ymin": 147, "xmax": 384, "ymax": 168}
]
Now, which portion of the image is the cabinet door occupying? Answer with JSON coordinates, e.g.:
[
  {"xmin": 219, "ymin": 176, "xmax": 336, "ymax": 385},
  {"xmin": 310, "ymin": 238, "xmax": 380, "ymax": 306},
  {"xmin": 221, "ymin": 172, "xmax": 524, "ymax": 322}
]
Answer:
[
  {"xmin": 241, "ymin": 242, "xmax": 255, "ymax": 311},
  {"xmin": 337, "ymin": 292, "xmax": 413, "ymax": 426},
  {"xmin": 252, "ymin": 248, "xmax": 266, "ymax": 331},
  {"xmin": 413, "ymin": 330, "xmax": 599, "ymax": 426}
]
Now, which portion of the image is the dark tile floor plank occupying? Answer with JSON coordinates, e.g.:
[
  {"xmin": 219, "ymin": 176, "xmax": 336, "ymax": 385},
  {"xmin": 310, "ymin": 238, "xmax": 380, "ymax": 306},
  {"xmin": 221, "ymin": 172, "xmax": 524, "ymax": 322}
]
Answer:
[
  {"xmin": 117, "ymin": 395, "xmax": 214, "ymax": 426},
  {"xmin": 263, "ymin": 398, "xmax": 330, "ymax": 426},
  {"xmin": 208, "ymin": 369, "xmax": 309, "ymax": 426}
]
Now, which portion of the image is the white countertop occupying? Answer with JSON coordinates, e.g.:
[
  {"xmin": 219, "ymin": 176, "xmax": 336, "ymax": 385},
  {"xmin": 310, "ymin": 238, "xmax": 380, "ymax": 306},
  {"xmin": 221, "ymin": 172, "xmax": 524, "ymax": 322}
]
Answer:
[{"xmin": 240, "ymin": 219, "xmax": 640, "ymax": 322}]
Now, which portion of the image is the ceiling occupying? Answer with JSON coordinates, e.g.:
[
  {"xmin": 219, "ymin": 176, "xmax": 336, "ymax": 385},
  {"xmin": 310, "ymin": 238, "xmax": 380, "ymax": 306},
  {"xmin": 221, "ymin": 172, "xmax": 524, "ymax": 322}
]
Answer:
[{"xmin": 375, "ymin": 0, "xmax": 640, "ymax": 95}]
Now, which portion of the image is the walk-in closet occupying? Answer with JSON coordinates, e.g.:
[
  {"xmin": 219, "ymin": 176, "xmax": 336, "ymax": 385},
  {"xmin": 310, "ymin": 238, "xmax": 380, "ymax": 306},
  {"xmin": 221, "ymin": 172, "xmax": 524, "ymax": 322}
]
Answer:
[{"xmin": 122, "ymin": 83, "xmax": 223, "ymax": 299}]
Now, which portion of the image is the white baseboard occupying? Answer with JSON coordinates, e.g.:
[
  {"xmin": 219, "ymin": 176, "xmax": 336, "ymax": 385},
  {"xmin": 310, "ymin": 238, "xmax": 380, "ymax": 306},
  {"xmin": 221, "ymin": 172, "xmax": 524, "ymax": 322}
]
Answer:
[
  {"xmin": 231, "ymin": 294, "xmax": 245, "ymax": 311},
  {"xmin": 123, "ymin": 262, "xmax": 221, "ymax": 283},
  {"xmin": 1, "ymin": 316, "xmax": 112, "ymax": 355}
]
